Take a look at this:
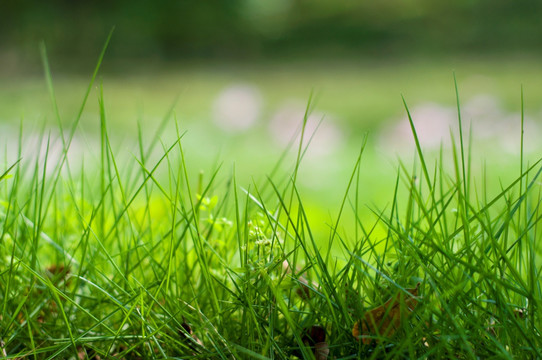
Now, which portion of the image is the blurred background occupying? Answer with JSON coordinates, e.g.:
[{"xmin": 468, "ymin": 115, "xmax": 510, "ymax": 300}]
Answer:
[
  {"xmin": 3, "ymin": 1, "xmax": 542, "ymax": 66},
  {"xmin": 1, "ymin": 1, "xmax": 542, "ymax": 231}
]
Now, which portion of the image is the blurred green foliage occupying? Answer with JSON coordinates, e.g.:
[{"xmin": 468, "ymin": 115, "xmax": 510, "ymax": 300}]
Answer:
[{"xmin": 2, "ymin": 0, "xmax": 542, "ymax": 65}]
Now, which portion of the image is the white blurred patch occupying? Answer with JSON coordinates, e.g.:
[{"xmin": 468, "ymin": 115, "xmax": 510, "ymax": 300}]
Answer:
[
  {"xmin": 0, "ymin": 125, "xmax": 93, "ymax": 176},
  {"xmin": 268, "ymin": 101, "xmax": 343, "ymax": 156},
  {"xmin": 379, "ymin": 94, "xmax": 542, "ymax": 154},
  {"xmin": 212, "ymin": 84, "xmax": 262, "ymax": 133},
  {"xmin": 380, "ymin": 102, "xmax": 456, "ymax": 150}
]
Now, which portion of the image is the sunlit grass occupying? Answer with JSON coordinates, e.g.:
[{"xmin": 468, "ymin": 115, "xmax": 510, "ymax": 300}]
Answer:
[
  {"xmin": 1, "ymin": 48, "xmax": 541, "ymax": 359},
  {"xmin": 2, "ymin": 55, "xmax": 541, "ymax": 215}
]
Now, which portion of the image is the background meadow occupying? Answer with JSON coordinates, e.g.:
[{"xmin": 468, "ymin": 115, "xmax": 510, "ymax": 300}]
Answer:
[{"xmin": 2, "ymin": 57, "xmax": 542, "ymax": 239}]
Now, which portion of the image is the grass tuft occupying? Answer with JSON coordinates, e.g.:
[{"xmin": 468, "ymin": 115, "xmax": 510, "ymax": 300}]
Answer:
[{"xmin": 0, "ymin": 52, "xmax": 541, "ymax": 359}]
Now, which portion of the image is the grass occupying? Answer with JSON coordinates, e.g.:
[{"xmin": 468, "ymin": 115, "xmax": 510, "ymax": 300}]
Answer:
[
  {"xmin": 2, "ymin": 57, "xmax": 539, "ymax": 236},
  {"xmin": 3, "ymin": 54, "xmax": 542, "ymax": 212},
  {"xmin": 1, "ymin": 49, "xmax": 542, "ymax": 359}
]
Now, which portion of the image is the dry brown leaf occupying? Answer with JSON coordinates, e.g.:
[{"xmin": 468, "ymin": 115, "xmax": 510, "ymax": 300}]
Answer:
[
  {"xmin": 45, "ymin": 264, "xmax": 71, "ymax": 287},
  {"xmin": 302, "ymin": 325, "xmax": 329, "ymax": 360},
  {"xmin": 77, "ymin": 347, "xmax": 102, "ymax": 360},
  {"xmin": 179, "ymin": 321, "xmax": 204, "ymax": 353},
  {"xmin": 303, "ymin": 325, "xmax": 326, "ymax": 345},
  {"xmin": 77, "ymin": 347, "xmax": 87, "ymax": 360},
  {"xmin": 314, "ymin": 342, "xmax": 329, "ymax": 360},
  {"xmin": 352, "ymin": 283, "xmax": 420, "ymax": 344}
]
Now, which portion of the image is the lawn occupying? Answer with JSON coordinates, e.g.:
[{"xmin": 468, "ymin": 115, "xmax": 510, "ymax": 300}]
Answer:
[
  {"xmin": 2, "ymin": 55, "xmax": 541, "ymax": 231},
  {"xmin": 0, "ymin": 53, "xmax": 541, "ymax": 358}
]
